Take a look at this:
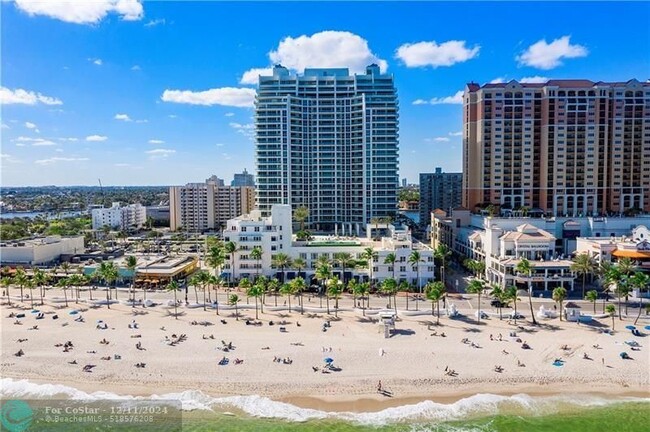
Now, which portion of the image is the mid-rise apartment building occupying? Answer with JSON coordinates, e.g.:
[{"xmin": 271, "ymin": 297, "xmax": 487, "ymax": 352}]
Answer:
[
  {"xmin": 255, "ymin": 64, "xmax": 399, "ymax": 233},
  {"xmin": 91, "ymin": 202, "xmax": 146, "ymax": 231},
  {"xmin": 231, "ymin": 169, "xmax": 255, "ymax": 187},
  {"xmin": 222, "ymin": 205, "xmax": 434, "ymax": 285},
  {"xmin": 419, "ymin": 168, "xmax": 462, "ymax": 228},
  {"xmin": 463, "ymin": 79, "xmax": 650, "ymax": 216},
  {"xmin": 169, "ymin": 176, "xmax": 254, "ymax": 232}
]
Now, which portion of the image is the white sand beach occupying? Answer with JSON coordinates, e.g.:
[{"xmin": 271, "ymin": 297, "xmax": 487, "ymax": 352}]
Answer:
[{"xmin": 1, "ymin": 292, "xmax": 648, "ymax": 411}]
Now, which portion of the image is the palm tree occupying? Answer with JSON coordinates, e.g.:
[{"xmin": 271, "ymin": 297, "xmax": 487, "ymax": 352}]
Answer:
[
  {"xmin": 408, "ymin": 251, "xmax": 423, "ymax": 310},
  {"xmin": 384, "ymin": 253, "xmax": 397, "ymax": 279},
  {"xmin": 361, "ymin": 247, "xmax": 378, "ymax": 290},
  {"xmin": 293, "ymin": 206, "xmax": 309, "ymax": 232},
  {"xmin": 381, "ymin": 278, "xmax": 398, "ymax": 313},
  {"xmin": 68, "ymin": 274, "xmax": 84, "ymax": 304},
  {"xmin": 56, "ymin": 277, "xmax": 70, "ymax": 307},
  {"xmin": 125, "ymin": 255, "xmax": 138, "ymax": 307},
  {"xmin": 326, "ymin": 276, "xmax": 343, "ymax": 317},
  {"xmin": 333, "ymin": 252, "xmax": 354, "ymax": 285},
  {"xmin": 315, "ymin": 263, "xmax": 331, "ymax": 309},
  {"xmin": 60, "ymin": 261, "xmax": 71, "ymax": 276},
  {"xmin": 1, "ymin": 277, "xmax": 12, "ymax": 306},
  {"xmin": 552, "ymin": 286, "xmax": 568, "ymax": 321},
  {"xmin": 26, "ymin": 279, "xmax": 36, "ymax": 309},
  {"xmin": 251, "ymin": 247, "xmax": 263, "ymax": 281},
  {"xmin": 348, "ymin": 279, "xmax": 360, "ymax": 309},
  {"xmin": 586, "ymin": 290, "xmax": 598, "ymax": 314},
  {"xmin": 290, "ymin": 276, "xmax": 306, "ymax": 314},
  {"xmin": 293, "ymin": 257, "xmax": 306, "ymax": 279},
  {"xmin": 206, "ymin": 245, "xmax": 225, "ymax": 278},
  {"xmin": 239, "ymin": 277, "xmax": 251, "ymax": 304},
  {"xmin": 13, "ymin": 268, "xmax": 28, "ymax": 302},
  {"xmin": 271, "ymin": 253, "xmax": 292, "ymax": 283},
  {"xmin": 571, "ymin": 253, "xmax": 595, "ymax": 299},
  {"xmin": 210, "ymin": 274, "xmax": 223, "ymax": 315},
  {"xmin": 515, "ymin": 258, "xmax": 538, "ymax": 325},
  {"xmin": 605, "ymin": 304, "xmax": 616, "ymax": 330},
  {"xmin": 399, "ymin": 280, "xmax": 410, "ymax": 310},
  {"xmin": 98, "ymin": 262, "xmax": 118, "ymax": 309},
  {"xmin": 631, "ymin": 271, "xmax": 650, "ymax": 325},
  {"xmin": 467, "ymin": 279, "xmax": 485, "ymax": 323},
  {"xmin": 32, "ymin": 268, "xmax": 48, "ymax": 306},
  {"xmin": 166, "ymin": 280, "xmax": 180, "ymax": 319},
  {"xmin": 505, "ymin": 285, "xmax": 520, "ymax": 325},
  {"xmin": 224, "ymin": 241, "xmax": 237, "ymax": 285},
  {"xmin": 267, "ymin": 278, "xmax": 282, "ymax": 306},
  {"xmin": 434, "ymin": 244, "xmax": 452, "ymax": 287},
  {"xmin": 246, "ymin": 283, "xmax": 263, "ymax": 320},
  {"xmin": 228, "ymin": 294, "xmax": 240, "ymax": 320},
  {"xmin": 255, "ymin": 276, "xmax": 268, "ymax": 309},
  {"xmin": 280, "ymin": 283, "xmax": 293, "ymax": 312},
  {"xmin": 489, "ymin": 284, "xmax": 505, "ymax": 320},
  {"xmin": 425, "ymin": 281, "xmax": 445, "ymax": 324}
]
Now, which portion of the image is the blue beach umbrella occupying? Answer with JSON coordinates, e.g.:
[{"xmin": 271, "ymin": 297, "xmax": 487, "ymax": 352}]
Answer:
[
  {"xmin": 324, "ymin": 357, "xmax": 334, "ymax": 364},
  {"xmin": 625, "ymin": 325, "xmax": 636, "ymax": 330},
  {"xmin": 645, "ymin": 326, "xmax": 650, "ymax": 331},
  {"xmin": 30, "ymin": 310, "xmax": 40, "ymax": 314}
]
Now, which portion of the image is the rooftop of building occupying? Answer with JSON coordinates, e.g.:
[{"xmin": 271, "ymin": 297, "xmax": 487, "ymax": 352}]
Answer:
[
  {"xmin": 0, "ymin": 235, "xmax": 83, "ymax": 247},
  {"xmin": 466, "ymin": 78, "xmax": 649, "ymax": 92}
]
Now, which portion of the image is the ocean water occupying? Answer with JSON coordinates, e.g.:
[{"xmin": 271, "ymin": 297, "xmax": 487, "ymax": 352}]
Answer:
[{"xmin": 1, "ymin": 378, "xmax": 648, "ymax": 431}]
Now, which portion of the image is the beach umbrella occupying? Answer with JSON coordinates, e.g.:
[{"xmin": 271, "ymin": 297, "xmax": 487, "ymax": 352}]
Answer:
[
  {"xmin": 625, "ymin": 325, "xmax": 636, "ymax": 330},
  {"xmin": 324, "ymin": 357, "xmax": 334, "ymax": 363},
  {"xmin": 68, "ymin": 310, "xmax": 79, "ymax": 315},
  {"xmin": 31, "ymin": 310, "xmax": 40, "ymax": 314},
  {"xmin": 645, "ymin": 326, "xmax": 650, "ymax": 331}
]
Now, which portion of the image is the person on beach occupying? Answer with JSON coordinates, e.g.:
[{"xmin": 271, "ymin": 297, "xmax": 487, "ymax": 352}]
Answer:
[{"xmin": 377, "ymin": 380, "xmax": 382, "ymax": 393}]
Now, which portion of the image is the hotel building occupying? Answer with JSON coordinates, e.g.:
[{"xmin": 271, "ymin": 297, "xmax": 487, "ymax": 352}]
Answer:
[
  {"xmin": 169, "ymin": 176, "xmax": 255, "ymax": 232},
  {"xmin": 419, "ymin": 168, "xmax": 462, "ymax": 229},
  {"xmin": 462, "ymin": 79, "xmax": 650, "ymax": 216},
  {"xmin": 91, "ymin": 202, "xmax": 146, "ymax": 231},
  {"xmin": 255, "ymin": 65, "xmax": 399, "ymax": 234}
]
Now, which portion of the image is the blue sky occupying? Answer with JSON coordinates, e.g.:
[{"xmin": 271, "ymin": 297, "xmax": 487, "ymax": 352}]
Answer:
[{"xmin": 1, "ymin": 1, "xmax": 649, "ymax": 186}]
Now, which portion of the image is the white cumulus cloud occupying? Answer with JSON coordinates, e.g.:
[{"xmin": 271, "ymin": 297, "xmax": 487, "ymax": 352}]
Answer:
[
  {"xmin": 239, "ymin": 67, "xmax": 274, "ymax": 85},
  {"xmin": 146, "ymin": 148, "xmax": 175, "ymax": 159},
  {"xmin": 131, "ymin": 65, "xmax": 141, "ymax": 71},
  {"xmin": 268, "ymin": 31, "xmax": 388, "ymax": 74},
  {"xmin": 12, "ymin": 136, "xmax": 54, "ymax": 146},
  {"xmin": 396, "ymin": 40, "xmax": 480, "ymax": 68},
  {"xmin": 144, "ymin": 18, "xmax": 165, "ymax": 27},
  {"xmin": 114, "ymin": 113, "xmax": 131, "ymax": 121},
  {"xmin": 433, "ymin": 137, "xmax": 450, "ymax": 142},
  {"xmin": 15, "ymin": 0, "xmax": 144, "ymax": 24},
  {"xmin": 414, "ymin": 91, "xmax": 464, "ymax": 105},
  {"xmin": 0, "ymin": 87, "xmax": 62, "ymax": 105},
  {"xmin": 25, "ymin": 122, "xmax": 37, "ymax": 129},
  {"xmin": 86, "ymin": 135, "xmax": 108, "ymax": 142},
  {"xmin": 93, "ymin": 58, "xmax": 103, "ymax": 66},
  {"xmin": 148, "ymin": 139, "xmax": 164, "ymax": 144},
  {"xmin": 161, "ymin": 87, "xmax": 256, "ymax": 108},
  {"xmin": 519, "ymin": 76, "xmax": 549, "ymax": 84},
  {"xmin": 449, "ymin": 131, "xmax": 463, "ymax": 136},
  {"xmin": 517, "ymin": 36, "xmax": 587, "ymax": 69},
  {"xmin": 35, "ymin": 157, "xmax": 89, "ymax": 165}
]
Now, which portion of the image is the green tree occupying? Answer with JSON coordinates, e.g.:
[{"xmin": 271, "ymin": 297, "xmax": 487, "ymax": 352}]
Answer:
[
  {"xmin": 13, "ymin": 268, "xmax": 28, "ymax": 303},
  {"xmin": 606, "ymin": 304, "xmax": 616, "ymax": 330},
  {"xmin": 381, "ymin": 278, "xmax": 398, "ymax": 313},
  {"xmin": 68, "ymin": 273, "xmax": 84, "ymax": 304},
  {"xmin": 505, "ymin": 285, "xmax": 521, "ymax": 325},
  {"xmin": 228, "ymin": 294, "xmax": 240, "ymax": 320},
  {"xmin": 631, "ymin": 271, "xmax": 649, "ymax": 325},
  {"xmin": 56, "ymin": 277, "xmax": 70, "ymax": 307},
  {"xmin": 98, "ymin": 261, "xmax": 118, "ymax": 309},
  {"xmin": 326, "ymin": 276, "xmax": 343, "ymax": 317},
  {"xmin": 290, "ymin": 276, "xmax": 305, "ymax": 314},
  {"xmin": 268, "ymin": 277, "xmax": 281, "ymax": 307},
  {"xmin": 272, "ymin": 253, "xmax": 292, "ymax": 283},
  {"xmin": 251, "ymin": 247, "xmax": 263, "ymax": 281},
  {"xmin": 552, "ymin": 286, "xmax": 568, "ymax": 321},
  {"xmin": 384, "ymin": 253, "xmax": 397, "ymax": 279},
  {"xmin": 1, "ymin": 277, "xmax": 12, "ymax": 306},
  {"xmin": 434, "ymin": 244, "xmax": 452, "ymax": 287},
  {"xmin": 166, "ymin": 280, "xmax": 180, "ymax": 319},
  {"xmin": 224, "ymin": 241, "xmax": 237, "ymax": 285},
  {"xmin": 571, "ymin": 253, "xmax": 595, "ymax": 300},
  {"xmin": 293, "ymin": 206, "xmax": 310, "ymax": 232},
  {"xmin": 246, "ymin": 283, "xmax": 263, "ymax": 320},
  {"xmin": 489, "ymin": 284, "xmax": 505, "ymax": 320},
  {"xmin": 32, "ymin": 268, "xmax": 49, "ymax": 306},
  {"xmin": 280, "ymin": 283, "xmax": 294, "ymax": 313},
  {"xmin": 585, "ymin": 290, "xmax": 599, "ymax": 314},
  {"xmin": 125, "ymin": 255, "xmax": 138, "ymax": 308},
  {"xmin": 408, "ymin": 251, "xmax": 423, "ymax": 310},
  {"xmin": 26, "ymin": 279, "xmax": 36, "ymax": 309},
  {"xmin": 239, "ymin": 277, "xmax": 251, "ymax": 304},
  {"xmin": 467, "ymin": 279, "xmax": 485, "ymax": 323},
  {"xmin": 315, "ymin": 262, "xmax": 331, "ymax": 309},
  {"xmin": 515, "ymin": 258, "xmax": 538, "ymax": 325},
  {"xmin": 425, "ymin": 281, "xmax": 445, "ymax": 324}
]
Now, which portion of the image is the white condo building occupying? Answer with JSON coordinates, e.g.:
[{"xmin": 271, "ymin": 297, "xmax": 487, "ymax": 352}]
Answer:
[
  {"xmin": 255, "ymin": 65, "xmax": 399, "ymax": 233},
  {"xmin": 91, "ymin": 202, "xmax": 146, "ymax": 231},
  {"xmin": 222, "ymin": 205, "xmax": 434, "ymax": 286}
]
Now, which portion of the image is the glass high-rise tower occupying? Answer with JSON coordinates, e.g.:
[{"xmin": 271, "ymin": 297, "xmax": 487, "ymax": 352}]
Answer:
[{"xmin": 255, "ymin": 64, "xmax": 399, "ymax": 233}]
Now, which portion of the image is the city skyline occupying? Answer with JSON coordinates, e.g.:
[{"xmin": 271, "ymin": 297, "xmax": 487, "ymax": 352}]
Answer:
[{"xmin": 2, "ymin": 1, "xmax": 649, "ymax": 186}]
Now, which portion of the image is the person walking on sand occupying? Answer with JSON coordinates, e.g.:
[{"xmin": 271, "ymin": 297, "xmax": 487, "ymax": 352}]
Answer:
[{"xmin": 377, "ymin": 380, "xmax": 382, "ymax": 393}]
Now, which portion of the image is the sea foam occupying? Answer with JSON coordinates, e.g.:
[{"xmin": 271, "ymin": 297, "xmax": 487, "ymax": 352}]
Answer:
[{"xmin": 0, "ymin": 378, "xmax": 645, "ymax": 425}]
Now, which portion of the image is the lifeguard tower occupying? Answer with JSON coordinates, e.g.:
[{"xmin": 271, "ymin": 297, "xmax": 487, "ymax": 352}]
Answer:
[{"xmin": 378, "ymin": 310, "xmax": 396, "ymax": 338}]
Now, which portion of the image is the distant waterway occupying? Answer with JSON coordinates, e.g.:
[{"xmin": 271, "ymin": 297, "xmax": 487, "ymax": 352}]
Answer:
[{"xmin": 0, "ymin": 210, "xmax": 87, "ymax": 220}]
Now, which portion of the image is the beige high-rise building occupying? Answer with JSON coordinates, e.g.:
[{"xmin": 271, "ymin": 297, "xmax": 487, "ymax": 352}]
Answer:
[
  {"xmin": 169, "ymin": 176, "xmax": 254, "ymax": 232},
  {"xmin": 463, "ymin": 79, "xmax": 650, "ymax": 216}
]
